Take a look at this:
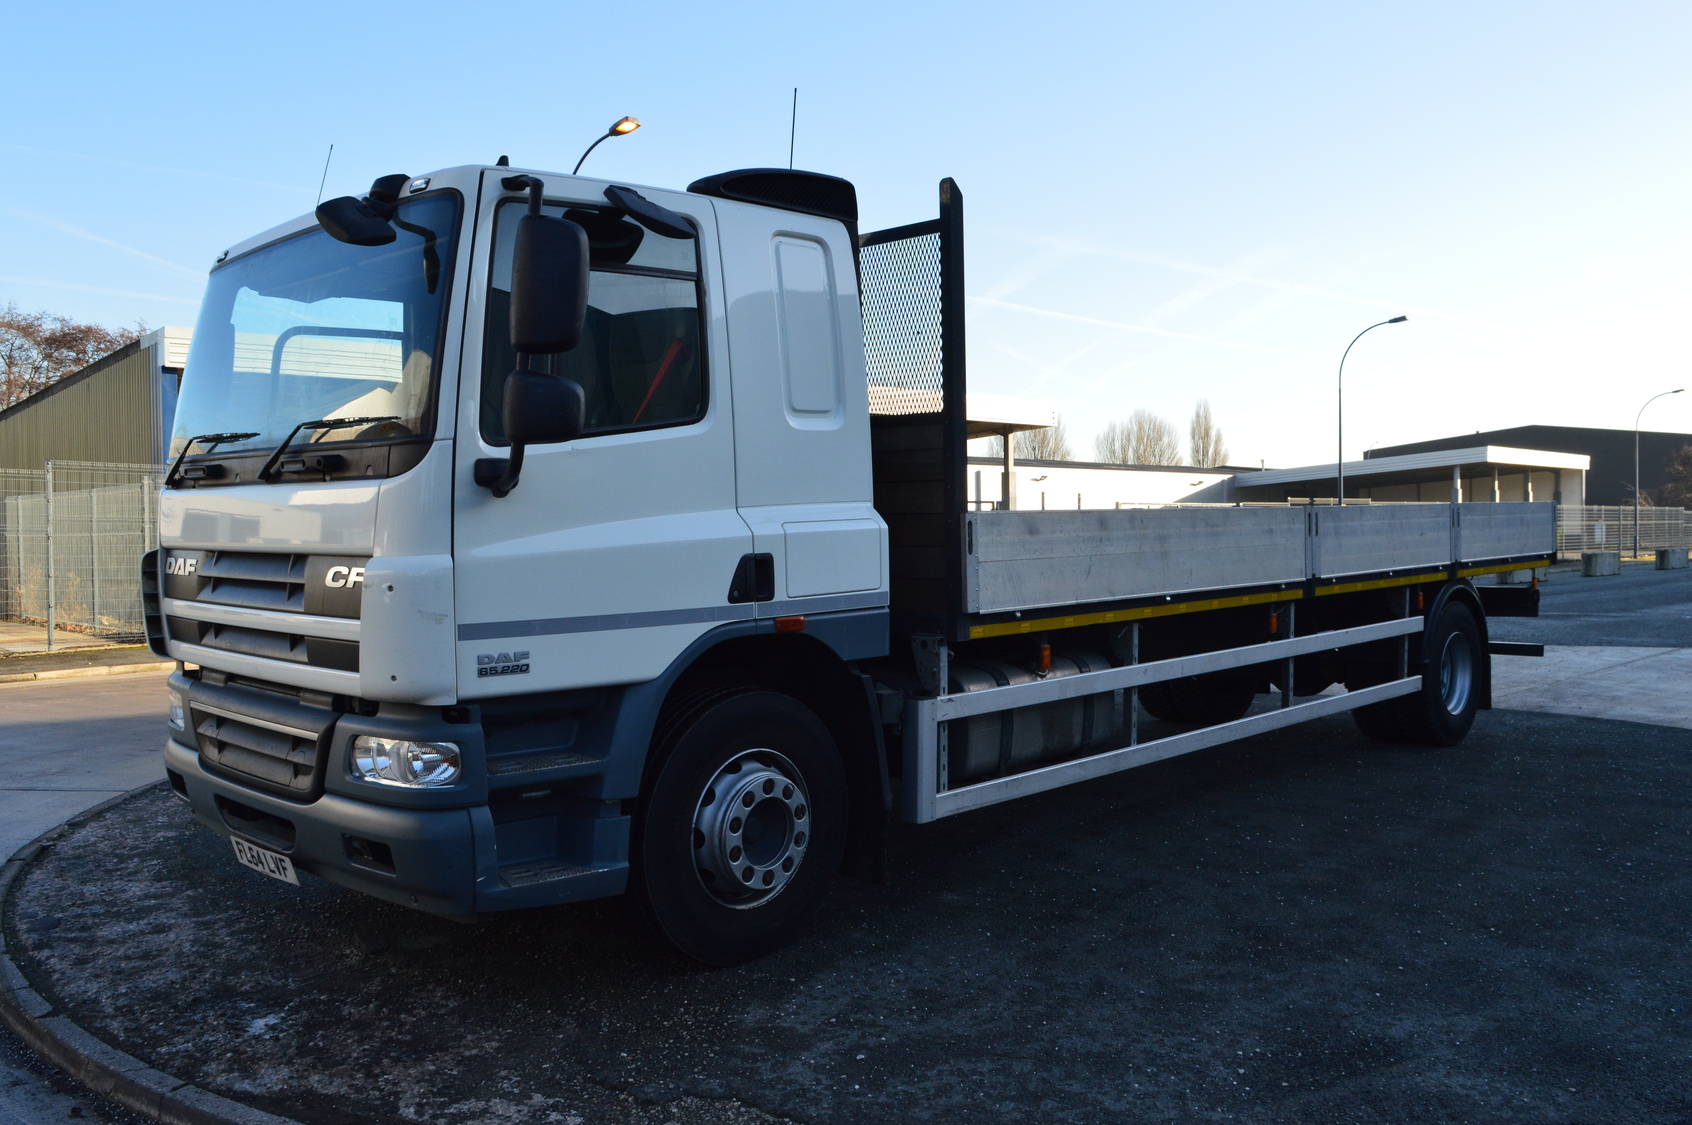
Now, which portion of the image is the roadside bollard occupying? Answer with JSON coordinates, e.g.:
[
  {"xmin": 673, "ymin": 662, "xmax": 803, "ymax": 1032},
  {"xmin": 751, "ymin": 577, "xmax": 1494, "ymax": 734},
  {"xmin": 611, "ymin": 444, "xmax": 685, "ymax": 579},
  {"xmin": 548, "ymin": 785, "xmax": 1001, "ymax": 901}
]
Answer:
[
  {"xmin": 1657, "ymin": 548, "xmax": 1689, "ymax": 571},
  {"xmin": 1582, "ymin": 551, "xmax": 1620, "ymax": 577}
]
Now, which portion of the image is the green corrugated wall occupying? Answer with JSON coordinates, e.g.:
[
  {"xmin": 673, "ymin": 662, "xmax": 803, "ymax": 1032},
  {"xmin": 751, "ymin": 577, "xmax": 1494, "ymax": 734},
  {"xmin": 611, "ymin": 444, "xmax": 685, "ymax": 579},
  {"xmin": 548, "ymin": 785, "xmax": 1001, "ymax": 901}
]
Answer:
[{"xmin": 0, "ymin": 342, "xmax": 160, "ymax": 470}]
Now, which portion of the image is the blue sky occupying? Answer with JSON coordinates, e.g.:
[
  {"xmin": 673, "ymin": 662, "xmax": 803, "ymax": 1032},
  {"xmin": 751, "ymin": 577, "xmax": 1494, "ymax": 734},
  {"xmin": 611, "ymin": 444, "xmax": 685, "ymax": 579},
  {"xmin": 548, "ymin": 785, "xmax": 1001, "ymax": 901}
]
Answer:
[{"xmin": 5, "ymin": 1, "xmax": 1690, "ymax": 467}]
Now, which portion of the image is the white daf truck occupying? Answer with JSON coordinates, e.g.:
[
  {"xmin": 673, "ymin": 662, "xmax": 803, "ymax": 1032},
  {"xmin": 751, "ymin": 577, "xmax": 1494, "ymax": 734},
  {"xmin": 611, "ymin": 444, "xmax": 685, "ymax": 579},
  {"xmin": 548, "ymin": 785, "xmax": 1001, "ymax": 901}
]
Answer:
[{"xmin": 148, "ymin": 164, "xmax": 1552, "ymax": 964}]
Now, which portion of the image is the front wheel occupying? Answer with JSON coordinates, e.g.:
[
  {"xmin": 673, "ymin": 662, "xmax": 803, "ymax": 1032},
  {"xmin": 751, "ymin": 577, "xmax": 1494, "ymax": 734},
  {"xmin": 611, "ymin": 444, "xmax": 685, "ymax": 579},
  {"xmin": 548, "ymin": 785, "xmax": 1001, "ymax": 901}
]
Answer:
[
  {"xmin": 632, "ymin": 691, "xmax": 847, "ymax": 965},
  {"xmin": 1353, "ymin": 600, "xmax": 1482, "ymax": 746}
]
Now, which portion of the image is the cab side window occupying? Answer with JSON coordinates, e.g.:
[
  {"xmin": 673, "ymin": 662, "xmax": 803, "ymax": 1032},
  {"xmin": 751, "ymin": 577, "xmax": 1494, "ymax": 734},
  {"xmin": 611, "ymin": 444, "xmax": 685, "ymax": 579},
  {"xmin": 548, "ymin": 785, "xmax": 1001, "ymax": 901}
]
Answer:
[{"xmin": 482, "ymin": 202, "xmax": 705, "ymax": 443}]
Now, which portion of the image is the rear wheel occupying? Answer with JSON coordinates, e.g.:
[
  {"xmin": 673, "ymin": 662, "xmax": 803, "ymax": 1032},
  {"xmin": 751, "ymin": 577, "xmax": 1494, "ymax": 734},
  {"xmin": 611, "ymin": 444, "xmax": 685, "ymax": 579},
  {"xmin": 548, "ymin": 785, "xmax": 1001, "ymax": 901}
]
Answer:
[
  {"xmin": 632, "ymin": 691, "xmax": 847, "ymax": 965},
  {"xmin": 1353, "ymin": 600, "xmax": 1481, "ymax": 746}
]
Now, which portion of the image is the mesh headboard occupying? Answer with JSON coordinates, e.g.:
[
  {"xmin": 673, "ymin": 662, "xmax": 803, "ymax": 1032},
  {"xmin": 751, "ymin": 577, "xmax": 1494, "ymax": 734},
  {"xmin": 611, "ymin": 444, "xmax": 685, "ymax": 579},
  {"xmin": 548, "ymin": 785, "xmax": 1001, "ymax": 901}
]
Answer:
[
  {"xmin": 857, "ymin": 179, "xmax": 968, "ymax": 636},
  {"xmin": 859, "ymin": 223, "xmax": 944, "ymax": 416}
]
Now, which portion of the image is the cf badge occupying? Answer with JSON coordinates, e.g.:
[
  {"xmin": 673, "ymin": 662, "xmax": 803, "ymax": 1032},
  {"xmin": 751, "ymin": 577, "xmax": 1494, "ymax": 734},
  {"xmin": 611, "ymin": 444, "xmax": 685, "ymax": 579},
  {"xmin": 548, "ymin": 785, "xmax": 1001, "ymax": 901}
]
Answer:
[{"xmin": 324, "ymin": 565, "xmax": 365, "ymax": 588}]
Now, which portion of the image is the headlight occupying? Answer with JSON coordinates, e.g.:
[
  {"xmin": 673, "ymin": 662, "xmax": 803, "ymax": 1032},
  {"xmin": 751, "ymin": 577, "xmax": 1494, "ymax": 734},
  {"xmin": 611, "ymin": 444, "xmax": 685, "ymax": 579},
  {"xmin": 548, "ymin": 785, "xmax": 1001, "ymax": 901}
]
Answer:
[
  {"xmin": 167, "ymin": 690, "xmax": 186, "ymax": 732},
  {"xmin": 351, "ymin": 736, "xmax": 461, "ymax": 788}
]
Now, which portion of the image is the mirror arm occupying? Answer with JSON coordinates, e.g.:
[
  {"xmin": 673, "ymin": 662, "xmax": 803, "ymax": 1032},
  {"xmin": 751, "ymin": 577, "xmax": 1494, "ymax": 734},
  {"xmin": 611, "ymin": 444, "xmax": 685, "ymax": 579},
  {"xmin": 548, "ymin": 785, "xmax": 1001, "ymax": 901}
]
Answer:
[
  {"xmin": 501, "ymin": 174, "xmax": 545, "ymax": 217},
  {"xmin": 474, "ymin": 442, "xmax": 526, "ymax": 499}
]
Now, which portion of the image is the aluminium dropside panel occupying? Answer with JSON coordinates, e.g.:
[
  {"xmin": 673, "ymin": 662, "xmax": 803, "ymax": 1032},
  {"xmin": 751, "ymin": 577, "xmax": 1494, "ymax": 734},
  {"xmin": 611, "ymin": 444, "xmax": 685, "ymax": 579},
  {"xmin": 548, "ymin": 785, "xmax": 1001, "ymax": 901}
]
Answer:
[
  {"xmin": 1454, "ymin": 502, "xmax": 1557, "ymax": 562},
  {"xmin": 1308, "ymin": 504, "xmax": 1453, "ymax": 578},
  {"xmin": 964, "ymin": 506, "xmax": 1306, "ymax": 615}
]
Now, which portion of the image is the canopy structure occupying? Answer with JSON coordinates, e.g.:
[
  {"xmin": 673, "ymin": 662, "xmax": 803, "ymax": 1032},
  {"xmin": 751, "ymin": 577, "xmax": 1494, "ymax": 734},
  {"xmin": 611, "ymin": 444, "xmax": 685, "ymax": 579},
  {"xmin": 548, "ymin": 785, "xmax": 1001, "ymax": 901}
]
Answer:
[
  {"xmin": 965, "ymin": 395, "xmax": 1060, "ymax": 509},
  {"xmin": 1231, "ymin": 445, "xmax": 1590, "ymax": 505}
]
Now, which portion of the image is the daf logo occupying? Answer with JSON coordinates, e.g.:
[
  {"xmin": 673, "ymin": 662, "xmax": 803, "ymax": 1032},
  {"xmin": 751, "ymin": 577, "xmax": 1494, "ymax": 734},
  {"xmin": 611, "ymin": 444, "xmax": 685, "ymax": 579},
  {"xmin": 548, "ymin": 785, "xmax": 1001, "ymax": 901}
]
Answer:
[
  {"xmin": 164, "ymin": 556, "xmax": 198, "ymax": 576},
  {"xmin": 476, "ymin": 651, "xmax": 530, "ymax": 677},
  {"xmin": 324, "ymin": 565, "xmax": 365, "ymax": 588}
]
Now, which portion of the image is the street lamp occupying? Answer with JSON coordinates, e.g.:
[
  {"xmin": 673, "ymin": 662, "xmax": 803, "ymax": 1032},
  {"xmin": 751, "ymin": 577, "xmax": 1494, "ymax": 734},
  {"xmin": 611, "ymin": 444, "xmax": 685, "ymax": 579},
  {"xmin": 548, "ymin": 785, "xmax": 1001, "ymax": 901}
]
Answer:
[
  {"xmin": 573, "ymin": 116, "xmax": 641, "ymax": 175},
  {"xmin": 1337, "ymin": 316, "xmax": 1407, "ymax": 503},
  {"xmin": 1634, "ymin": 388, "xmax": 1684, "ymax": 556}
]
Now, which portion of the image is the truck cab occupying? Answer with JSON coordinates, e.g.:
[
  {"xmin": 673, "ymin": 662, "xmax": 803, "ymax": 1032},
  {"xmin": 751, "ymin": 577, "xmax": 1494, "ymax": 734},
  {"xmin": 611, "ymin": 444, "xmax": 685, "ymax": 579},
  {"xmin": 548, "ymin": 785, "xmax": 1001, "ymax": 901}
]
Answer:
[{"xmin": 155, "ymin": 165, "xmax": 892, "ymax": 963}]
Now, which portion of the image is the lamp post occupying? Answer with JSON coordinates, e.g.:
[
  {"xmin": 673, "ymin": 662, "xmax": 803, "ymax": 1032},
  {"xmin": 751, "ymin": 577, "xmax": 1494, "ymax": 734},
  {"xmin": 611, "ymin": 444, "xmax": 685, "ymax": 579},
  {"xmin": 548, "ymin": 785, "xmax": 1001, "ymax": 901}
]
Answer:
[
  {"xmin": 1634, "ymin": 388, "xmax": 1684, "ymax": 556},
  {"xmin": 1337, "ymin": 316, "xmax": 1407, "ymax": 503},
  {"xmin": 573, "ymin": 116, "xmax": 641, "ymax": 175}
]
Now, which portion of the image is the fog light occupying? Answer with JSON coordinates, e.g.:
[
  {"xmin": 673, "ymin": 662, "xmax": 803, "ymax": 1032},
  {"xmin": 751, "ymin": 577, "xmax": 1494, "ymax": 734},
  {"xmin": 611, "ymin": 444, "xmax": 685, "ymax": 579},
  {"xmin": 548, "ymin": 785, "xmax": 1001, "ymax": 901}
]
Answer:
[
  {"xmin": 351, "ymin": 736, "xmax": 461, "ymax": 787},
  {"xmin": 168, "ymin": 690, "xmax": 186, "ymax": 732}
]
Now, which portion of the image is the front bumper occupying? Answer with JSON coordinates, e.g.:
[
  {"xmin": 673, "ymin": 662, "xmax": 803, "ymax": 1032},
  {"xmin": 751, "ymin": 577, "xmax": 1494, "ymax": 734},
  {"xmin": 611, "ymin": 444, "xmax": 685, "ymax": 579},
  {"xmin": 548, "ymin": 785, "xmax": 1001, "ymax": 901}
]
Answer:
[{"xmin": 165, "ymin": 738, "xmax": 482, "ymax": 915}]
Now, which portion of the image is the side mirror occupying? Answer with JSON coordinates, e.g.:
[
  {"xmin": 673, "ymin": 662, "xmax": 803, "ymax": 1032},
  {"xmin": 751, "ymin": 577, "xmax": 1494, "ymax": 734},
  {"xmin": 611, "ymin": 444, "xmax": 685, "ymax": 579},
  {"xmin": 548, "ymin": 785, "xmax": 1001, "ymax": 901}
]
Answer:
[
  {"xmin": 474, "ymin": 175, "xmax": 593, "ymax": 498},
  {"xmin": 474, "ymin": 370, "xmax": 585, "ymax": 497},
  {"xmin": 316, "ymin": 196, "xmax": 397, "ymax": 246},
  {"xmin": 503, "ymin": 370, "xmax": 584, "ymax": 446},
  {"xmin": 510, "ymin": 213, "xmax": 589, "ymax": 353}
]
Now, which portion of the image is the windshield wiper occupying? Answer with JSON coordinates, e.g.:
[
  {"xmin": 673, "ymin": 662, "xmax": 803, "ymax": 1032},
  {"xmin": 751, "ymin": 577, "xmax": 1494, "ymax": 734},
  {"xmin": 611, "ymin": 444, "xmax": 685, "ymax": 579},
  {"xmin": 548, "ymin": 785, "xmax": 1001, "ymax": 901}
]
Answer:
[
  {"xmin": 164, "ymin": 432, "xmax": 260, "ymax": 488},
  {"xmin": 257, "ymin": 416, "xmax": 400, "ymax": 482}
]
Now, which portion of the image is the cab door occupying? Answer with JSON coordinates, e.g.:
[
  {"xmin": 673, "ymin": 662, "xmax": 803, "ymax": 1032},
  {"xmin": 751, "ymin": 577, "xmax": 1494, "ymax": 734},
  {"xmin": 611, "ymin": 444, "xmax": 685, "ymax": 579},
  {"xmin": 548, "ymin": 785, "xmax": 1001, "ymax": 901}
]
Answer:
[
  {"xmin": 712, "ymin": 201, "xmax": 886, "ymax": 616},
  {"xmin": 452, "ymin": 172, "xmax": 747, "ymax": 695}
]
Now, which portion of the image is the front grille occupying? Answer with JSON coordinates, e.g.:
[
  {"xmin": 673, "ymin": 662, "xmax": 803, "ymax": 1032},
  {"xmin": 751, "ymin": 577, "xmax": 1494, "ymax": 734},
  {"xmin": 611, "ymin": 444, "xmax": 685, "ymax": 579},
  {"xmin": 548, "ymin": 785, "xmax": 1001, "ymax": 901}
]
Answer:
[
  {"xmin": 188, "ymin": 678, "xmax": 339, "ymax": 800},
  {"xmin": 197, "ymin": 552, "xmax": 307, "ymax": 611},
  {"xmin": 162, "ymin": 549, "xmax": 365, "ymax": 673}
]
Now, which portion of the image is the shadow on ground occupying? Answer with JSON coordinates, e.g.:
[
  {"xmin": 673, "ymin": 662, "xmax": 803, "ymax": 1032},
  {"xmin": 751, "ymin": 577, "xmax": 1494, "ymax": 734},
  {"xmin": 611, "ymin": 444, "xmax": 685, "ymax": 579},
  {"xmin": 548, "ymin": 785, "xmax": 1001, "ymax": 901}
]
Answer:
[{"xmin": 7, "ymin": 710, "xmax": 1692, "ymax": 1125}]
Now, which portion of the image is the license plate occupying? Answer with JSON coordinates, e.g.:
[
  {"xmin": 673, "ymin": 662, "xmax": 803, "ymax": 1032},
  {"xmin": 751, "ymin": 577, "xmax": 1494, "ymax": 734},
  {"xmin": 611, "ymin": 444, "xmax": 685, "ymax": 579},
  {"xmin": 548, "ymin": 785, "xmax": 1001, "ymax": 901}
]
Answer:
[{"xmin": 231, "ymin": 837, "xmax": 299, "ymax": 885}]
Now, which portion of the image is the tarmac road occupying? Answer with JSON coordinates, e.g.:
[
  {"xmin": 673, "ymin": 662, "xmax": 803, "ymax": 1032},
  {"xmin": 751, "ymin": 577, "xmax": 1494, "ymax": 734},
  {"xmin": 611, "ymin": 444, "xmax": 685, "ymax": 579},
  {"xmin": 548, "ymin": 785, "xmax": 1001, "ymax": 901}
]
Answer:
[
  {"xmin": 8, "ymin": 706, "xmax": 1692, "ymax": 1125},
  {"xmin": 4, "ymin": 566, "xmax": 1690, "ymax": 1125},
  {"xmin": 1488, "ymin": 561, "xmax": 1692, "ymax": 647},
  {"xmin": 0, "ymin": 671, "xmax": 167, "ymax": 1125}
]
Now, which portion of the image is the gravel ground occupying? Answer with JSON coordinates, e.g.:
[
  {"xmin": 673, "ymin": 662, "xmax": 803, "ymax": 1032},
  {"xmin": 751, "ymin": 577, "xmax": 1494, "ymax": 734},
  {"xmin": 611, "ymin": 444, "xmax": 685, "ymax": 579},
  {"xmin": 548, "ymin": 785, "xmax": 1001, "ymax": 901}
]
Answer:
[{"xmin": 8, "ymin": 708, "xmax": 1692, "ymax": 1125}]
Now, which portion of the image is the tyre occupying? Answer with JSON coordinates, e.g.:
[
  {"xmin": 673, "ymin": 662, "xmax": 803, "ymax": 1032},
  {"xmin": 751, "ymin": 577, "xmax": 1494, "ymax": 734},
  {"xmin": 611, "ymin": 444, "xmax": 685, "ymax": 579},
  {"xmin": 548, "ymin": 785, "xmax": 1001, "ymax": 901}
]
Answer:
[
  {"xmin": 1352, "ymin": 600, "xmax": 1481, "ymax": 747},
  {"xmin": 632, "ymin": 691, "xmax": 847, "ymax": 965},
  {"xmin": 1139, "ymin": 676, "xmax": 1257, "ymax": 725},
  {"xmin": 1138, "ymin": 681, "xmax": 1183, "ymax": 721}
]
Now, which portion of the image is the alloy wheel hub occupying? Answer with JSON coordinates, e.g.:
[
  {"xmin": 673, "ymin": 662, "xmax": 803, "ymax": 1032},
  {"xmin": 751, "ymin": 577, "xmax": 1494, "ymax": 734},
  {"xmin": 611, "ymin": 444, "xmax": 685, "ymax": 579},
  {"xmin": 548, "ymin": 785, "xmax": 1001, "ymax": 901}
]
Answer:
[{"xmin": 693, "ymin": 750, "xmax": 809, "ymax": 908}]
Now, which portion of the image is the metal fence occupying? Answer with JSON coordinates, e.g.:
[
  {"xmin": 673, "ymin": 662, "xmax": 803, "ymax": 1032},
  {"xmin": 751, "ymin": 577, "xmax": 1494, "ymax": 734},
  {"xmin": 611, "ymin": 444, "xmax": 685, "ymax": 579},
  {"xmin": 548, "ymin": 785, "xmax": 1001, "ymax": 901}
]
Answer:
[
  {"xmin": 0, "ymin": 461, "xmax": 162, "ymax": 645},
  {"xmin": 1557, "ymin": 505, "xmax": 1691, "ymax": 558}
]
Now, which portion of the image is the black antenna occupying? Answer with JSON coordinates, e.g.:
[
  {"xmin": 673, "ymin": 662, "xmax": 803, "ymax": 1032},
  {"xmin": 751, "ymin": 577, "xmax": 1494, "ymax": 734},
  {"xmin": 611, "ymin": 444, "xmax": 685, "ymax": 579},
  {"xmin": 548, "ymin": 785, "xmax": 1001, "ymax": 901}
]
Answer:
[
  {"xmin": 315, "ymin": 144, "xmax": 334, "ymax": 205},
  {"xmin": 789, "ymin": 88, "xmax": 798, "ymax": 169}
]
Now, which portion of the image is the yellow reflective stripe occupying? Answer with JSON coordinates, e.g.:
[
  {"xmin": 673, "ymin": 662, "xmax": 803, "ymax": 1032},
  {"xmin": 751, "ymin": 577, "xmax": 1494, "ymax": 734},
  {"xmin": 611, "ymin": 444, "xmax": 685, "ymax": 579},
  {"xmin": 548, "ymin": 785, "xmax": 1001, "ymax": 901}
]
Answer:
[
  {"xmin": 966, "ymin": 588, "xmax": 1299, "ymax": 641},
  {"xmin": 1457, "ymin": 561, "xmax": 1551, "ymax": 578}
]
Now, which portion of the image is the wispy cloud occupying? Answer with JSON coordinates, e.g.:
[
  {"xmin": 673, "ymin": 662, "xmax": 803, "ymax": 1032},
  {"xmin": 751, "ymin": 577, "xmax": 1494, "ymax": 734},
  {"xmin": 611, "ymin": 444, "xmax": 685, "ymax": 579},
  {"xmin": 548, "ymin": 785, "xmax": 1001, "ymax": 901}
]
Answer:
[
  {"xmin": 3, "ymin": 208, "xmax": 205, "ymax": 281},
  {"xmin": 996, "ymin": 231, "xmax": 1508, "ymax": 332},
  {"xmin": 0, "ymin": 143, "xmax": 312, "ymax": 195},
  {"xmin": 0, "ymin": 275, "xmax": 200, "ymax": 307},
  {"xmin": 967, "ymin": 294, "xmax": 1328, "ymax": 358}
]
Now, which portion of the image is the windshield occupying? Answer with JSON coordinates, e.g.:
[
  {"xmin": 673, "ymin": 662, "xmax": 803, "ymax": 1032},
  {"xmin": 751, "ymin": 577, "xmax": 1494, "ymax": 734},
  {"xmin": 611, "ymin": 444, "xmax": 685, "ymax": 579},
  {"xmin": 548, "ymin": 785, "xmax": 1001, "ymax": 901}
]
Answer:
[{"xmin": 171, "ymin": 192, "xmax": 461, "ymax": 460}]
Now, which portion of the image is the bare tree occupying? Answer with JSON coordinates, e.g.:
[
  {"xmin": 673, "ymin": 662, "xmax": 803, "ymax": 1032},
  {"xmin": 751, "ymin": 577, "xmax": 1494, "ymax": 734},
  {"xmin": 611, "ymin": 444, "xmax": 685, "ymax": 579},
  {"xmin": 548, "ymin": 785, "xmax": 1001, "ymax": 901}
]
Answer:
[
  {"xmin": 1128, "ymin": 408, "xmax": 1181, "ymax": 465},
  {"xmin": 1094, "ymin": 419, "xmax": 1132, "ymax": 463},
  {"xmin": 1015, "ymin": 415, "xmax": 1072, "ymax": 461},
  {"xmin": 1188, "ymin": 398, "xmax": 1228, "ymax": 467},
  {"xmin": 982, "ymin": 418, "xmax": 1074, "ymax": 461},
  {"xmin": 0, "ymin": 303, "xmax": 146, "ymax": 410},
  {"xmin": 1662, "ymin": 444, "xmax": 1692, "ymax": 508}
]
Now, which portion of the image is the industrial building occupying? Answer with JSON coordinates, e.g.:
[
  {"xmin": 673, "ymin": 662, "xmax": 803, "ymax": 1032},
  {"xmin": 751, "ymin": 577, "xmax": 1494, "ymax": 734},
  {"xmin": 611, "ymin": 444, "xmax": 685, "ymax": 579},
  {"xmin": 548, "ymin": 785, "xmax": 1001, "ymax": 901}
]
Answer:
[
  {"xmin": 0, "ymin": 326, "xmax": 190, "ymax": 470},
  {"xmin": 1370, "ymin": 425, "xmax": 1691, "ymax": 506}
]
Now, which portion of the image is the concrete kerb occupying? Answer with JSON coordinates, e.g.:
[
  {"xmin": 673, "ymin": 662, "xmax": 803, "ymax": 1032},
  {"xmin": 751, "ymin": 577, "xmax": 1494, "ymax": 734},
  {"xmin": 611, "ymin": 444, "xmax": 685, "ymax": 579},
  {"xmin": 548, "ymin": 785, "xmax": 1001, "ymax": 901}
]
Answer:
[
  {"xmin": 0, "ymin": 782, "xmax": 303, "ymax": 1125},
  {"xmin": 0, "ymin": 661, "xmax": 174, "ymax": 685}
]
